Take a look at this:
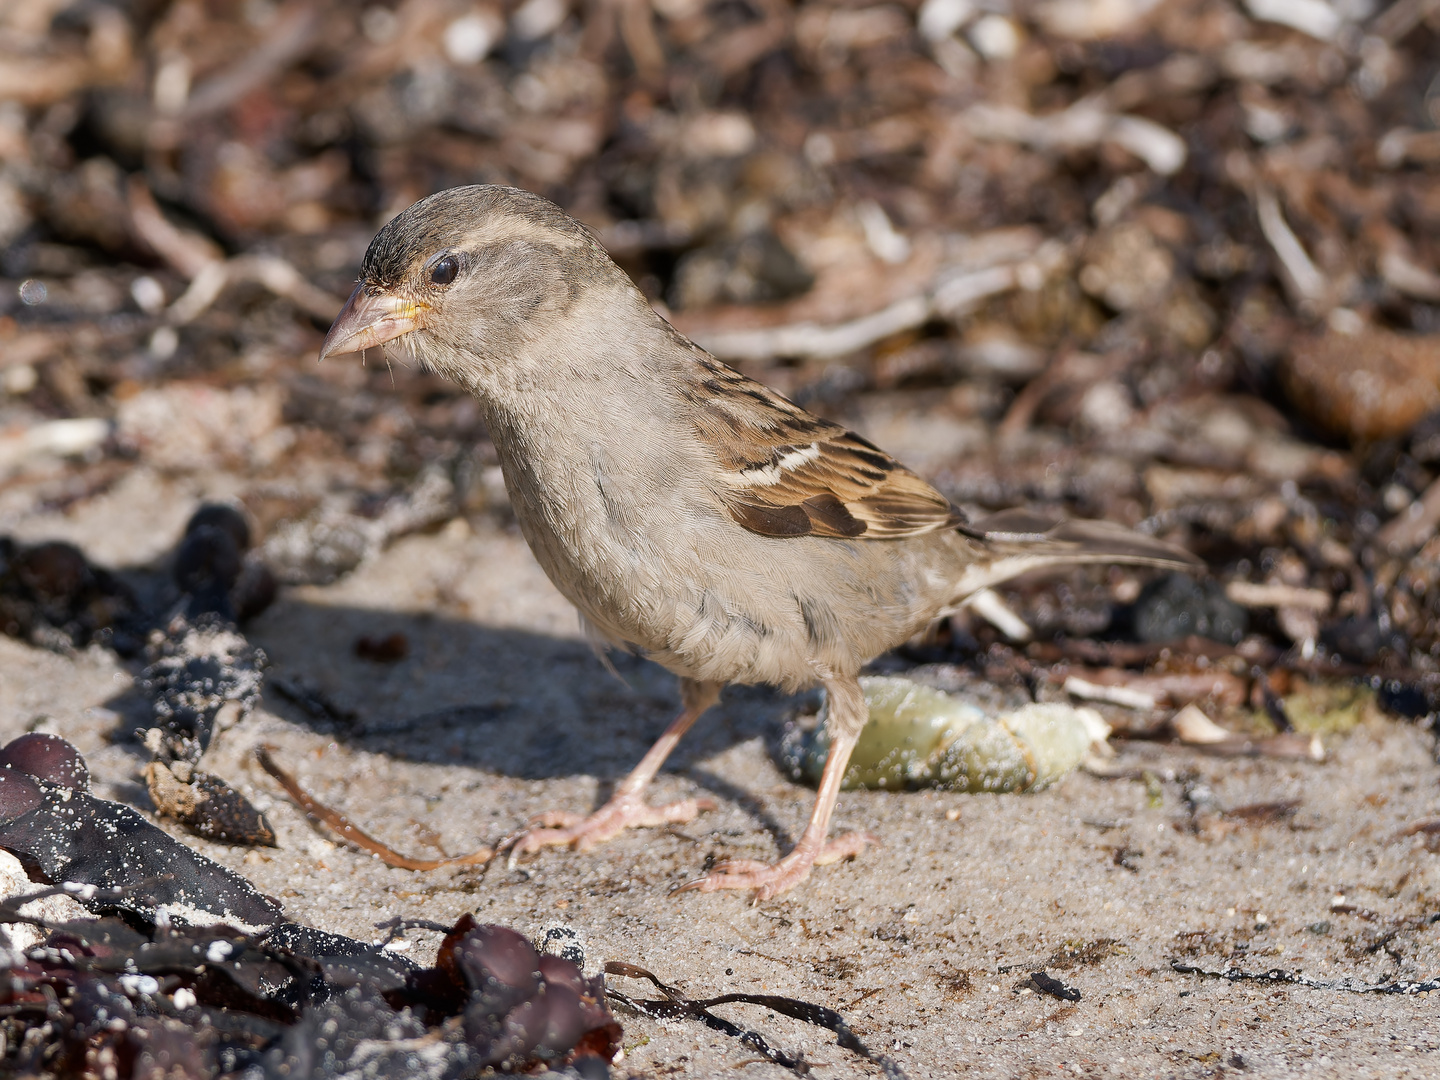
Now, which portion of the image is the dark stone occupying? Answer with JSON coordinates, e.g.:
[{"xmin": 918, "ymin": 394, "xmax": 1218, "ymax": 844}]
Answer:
[{"xmin": 1133, "ymin": 574, "xmax": 1248, "ymax": 645}]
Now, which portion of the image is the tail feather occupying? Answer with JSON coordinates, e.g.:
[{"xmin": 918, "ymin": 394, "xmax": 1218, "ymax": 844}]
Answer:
[{"xmin": 949, "ymin": 509, "xmax": 1203, "ymax": 604}]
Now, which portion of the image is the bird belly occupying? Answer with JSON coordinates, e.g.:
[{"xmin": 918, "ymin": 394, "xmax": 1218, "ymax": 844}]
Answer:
[
  {"xmin": 518, "ymin": 493, "xmax": 954, "ymax": 691},
  {"xmin": 486, "ymin": 404, "xmax": 959, "ymax": 690}
]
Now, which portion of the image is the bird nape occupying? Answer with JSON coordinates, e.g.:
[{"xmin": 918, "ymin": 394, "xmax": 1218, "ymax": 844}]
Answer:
[{"xmin": 321, "ymin": 184, "xmax": 1202, "ymax": 900}]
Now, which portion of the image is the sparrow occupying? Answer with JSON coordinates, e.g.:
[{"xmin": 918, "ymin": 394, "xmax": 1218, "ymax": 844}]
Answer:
[{"xmin": 320, "ymin": 185, "xmax": 1201, "ymax": 900}]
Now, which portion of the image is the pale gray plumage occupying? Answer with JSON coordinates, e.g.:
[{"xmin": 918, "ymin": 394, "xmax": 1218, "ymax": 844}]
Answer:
[{"xmin": 321, "ymin": 185, "xmax": 1202, "ymax": 899}]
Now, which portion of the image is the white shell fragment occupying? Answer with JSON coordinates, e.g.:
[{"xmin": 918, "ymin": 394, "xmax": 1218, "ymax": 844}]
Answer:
[
  {"xmin": 917, "ymin": 0, "xmax": 976, "ymax": 41},
  {"xmin": 1243, "ymin": 0, "xmax": 1342, "ymax": 41},
  {"xmin": 968, "ymin": 587, "xmax": 1033, "ymax": 642},
  {"xmin": 443, "ymin": 10, "xmax": 504, "ymax": 65},
  {"xmin": 0, "ymin": 417, "xmax": 110, "ymax": 480},
  {"xmin": 1170, "ymin": 703, "xmax": 1234, "ymax": 744},
  {"xmin": 783, "ymin": 676, "xmax": 1111, "ymax": 793},
  {"xmin": 1063, "ymin": 674, "xmax": 1157, "ymax": 710}
]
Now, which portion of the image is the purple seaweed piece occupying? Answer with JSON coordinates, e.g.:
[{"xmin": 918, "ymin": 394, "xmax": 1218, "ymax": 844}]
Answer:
[{"xmin": 0, "ymin": 732, "xmax": 90, "ymax": 790}]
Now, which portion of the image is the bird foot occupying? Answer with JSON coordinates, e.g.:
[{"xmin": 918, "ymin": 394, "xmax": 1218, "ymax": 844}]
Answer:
[
  {"xmin": 674, "ymin": 831, "xmax": 877, "ymax": 901},
  {"xmin": 507, "ymin": 793, "xmax": 717, "ymax": 858}
]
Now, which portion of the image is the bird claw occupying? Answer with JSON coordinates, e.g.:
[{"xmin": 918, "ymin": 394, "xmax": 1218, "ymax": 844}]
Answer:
[
  {"xmin": 506, "ymin": 794, "xmax": 717, "ymax": 860},
  {"xmin": 672, "ymin": 831, "xmax": 877, "ymax": 901}
]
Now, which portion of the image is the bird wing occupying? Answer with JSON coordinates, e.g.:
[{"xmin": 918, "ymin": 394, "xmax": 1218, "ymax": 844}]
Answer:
[{"xmin": 680, "ymin": 353, "xmax": 965, "ymax": 539}]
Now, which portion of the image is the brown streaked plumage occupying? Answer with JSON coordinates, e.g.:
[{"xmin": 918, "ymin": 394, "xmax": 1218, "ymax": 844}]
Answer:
[
  {"xmin": 321, "ymin": 185, "xmax": 1203, "ymax": 901},
  {"xmin": 682, "ymin": 352, "xmax": 965, "ymax": 539}
]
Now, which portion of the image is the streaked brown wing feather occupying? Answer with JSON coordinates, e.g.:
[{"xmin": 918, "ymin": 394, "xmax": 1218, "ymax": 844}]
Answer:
[{"xmin": 680, "ymin": 352, "xmax": 965, "ymax": 540}]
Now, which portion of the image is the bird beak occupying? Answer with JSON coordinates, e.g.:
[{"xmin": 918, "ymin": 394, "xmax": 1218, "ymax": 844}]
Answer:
[{"xmin": 320, "ymin": 284, "xmax": 430, "ymax": 359}]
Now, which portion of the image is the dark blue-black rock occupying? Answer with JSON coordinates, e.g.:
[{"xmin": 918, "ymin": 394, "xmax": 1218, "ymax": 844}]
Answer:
[{"xmin": 1133, "ymin": 574, "xmax": 1248, "ymax": 645}]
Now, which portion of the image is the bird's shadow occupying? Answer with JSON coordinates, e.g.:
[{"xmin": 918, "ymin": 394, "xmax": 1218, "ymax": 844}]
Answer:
[
  {"xmin": 102, "ymin": 594, "xmax": 808, "ymax": 847},
  {"xmin": 684, "ymin": 767, "xmax": 797, "ymax": 852}
]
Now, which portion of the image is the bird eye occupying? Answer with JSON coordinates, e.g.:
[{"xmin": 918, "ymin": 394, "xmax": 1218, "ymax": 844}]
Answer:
[{"xmin": 429, "ymin": 255, "xmax": 460, "ymax": 286}]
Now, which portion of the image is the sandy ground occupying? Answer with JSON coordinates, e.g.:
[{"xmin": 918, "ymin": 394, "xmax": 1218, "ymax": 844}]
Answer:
[{"xmin": 3, "ymin": 474, "xmax": 1440, "ymax": 1079}]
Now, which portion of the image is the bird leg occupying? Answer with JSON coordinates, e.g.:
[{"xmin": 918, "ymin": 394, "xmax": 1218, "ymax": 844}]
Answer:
[
  {"xmin": 508, "ymin": 678, "xmax": 721, "ymax": 857},
  {"xmin": 676, "ymin": 673, "xmax": 875, "ymax": 901}
]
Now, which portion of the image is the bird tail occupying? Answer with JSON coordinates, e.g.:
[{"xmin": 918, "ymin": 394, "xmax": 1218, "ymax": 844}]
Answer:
[{"xmin": 947, "ymin": 508, "xmax": 1204, "ymax": 603}]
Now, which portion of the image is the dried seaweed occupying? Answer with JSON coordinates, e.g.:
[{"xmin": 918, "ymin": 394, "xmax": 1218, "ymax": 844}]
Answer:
[
  {"xmin": 1171, "ymin": 958, "xmax": 1440, "ymax": 995},
  {"xmin": 1027, "ymin": 970, "xmax": 1082, "ymax": 1001},
  {"xmin": 1, "ymin": 736, "xmax": 620, "ymax": 1077},
  {"xmin": 0, "ymin": 734, "xmax": 284, "ymax": 929},
  {"xmin": 2, "ymin": 904, "xmax": 621, "ymax": 1077},
  {"xmin": 604, "ymin": 960, "xmax": 909, "ymax": 1080},
  {"xmin": 255, "ymin": 745, "xmax": 494, "ymax": 872}
]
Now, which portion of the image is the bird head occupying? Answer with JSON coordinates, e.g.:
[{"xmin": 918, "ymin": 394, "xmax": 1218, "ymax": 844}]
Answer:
[{"xmin": 320, "ymin": 185, "xmax": 632, "ymax": 380}]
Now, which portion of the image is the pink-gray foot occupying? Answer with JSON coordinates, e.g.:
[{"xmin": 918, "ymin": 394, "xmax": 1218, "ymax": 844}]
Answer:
[
  {"xmin": 507, "ymin": 678, "xmax": 723, "ymax": 860},
  {"xmin": 674, "ymin": 830, "xmax": 876, "ymax": 900},
  {"xmin": 509, "ymin": 792, "xmax": 717, "ymax": 856}
]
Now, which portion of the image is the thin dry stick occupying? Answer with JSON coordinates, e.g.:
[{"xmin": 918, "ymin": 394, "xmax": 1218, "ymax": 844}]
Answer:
[
  {"xmin": 1254, "ymin": 186, "xmax": 1328, "ymax": 307},
  {"xmin": 1376, "ymin": 473, "xmax": 1440, "ymax": 553},
  {"xmin": 255, "ymin": 745, "xmax": 493, "ymax": 871}
]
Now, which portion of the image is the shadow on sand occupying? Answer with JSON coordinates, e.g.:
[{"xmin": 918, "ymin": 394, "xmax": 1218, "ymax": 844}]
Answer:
[{"xmin": 101, "ymin": 594, "xmax": 809, "ymax": 849}]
